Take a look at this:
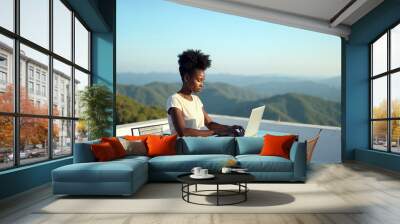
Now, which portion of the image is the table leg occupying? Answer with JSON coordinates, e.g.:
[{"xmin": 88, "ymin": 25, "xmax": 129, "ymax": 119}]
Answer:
[
  {"xmin": 245, "ymin": 183, "xmax": 247, "ymax": 201},
  {"xmin": 217, "ymin": 184, "xmax": 219, "ymax": 206},
  {"xmin": 195, "ymin": 184, "xmax": 197, "ymax": 192}
]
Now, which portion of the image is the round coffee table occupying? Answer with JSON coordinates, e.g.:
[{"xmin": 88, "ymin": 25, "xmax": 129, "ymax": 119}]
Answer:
[{"xmin": 177, "ymin": 173, "xmax": 255, "ymax": 206}]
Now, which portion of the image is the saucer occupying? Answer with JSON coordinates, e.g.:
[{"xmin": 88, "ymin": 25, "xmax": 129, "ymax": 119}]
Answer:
[{"xmin": 190, "ymin": 174, "xmax": 215, "ymax": 179}]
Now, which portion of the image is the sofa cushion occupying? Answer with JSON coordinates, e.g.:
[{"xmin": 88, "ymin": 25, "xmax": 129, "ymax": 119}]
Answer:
[
  {"xmin": 178, "ymin": 137, "xmax": 235, "ymax": 155},
  {"xmin": 235, "ymin": 137, "xmax": 264, "ymax": 155},
  {"xmin": 236, "ymin": 155, "xmax": 293, "ymax": 172},
  {"xmin": 53, "ymin": 158, "xmax": 147, "ymax": 183},
  {"xmin": 73, "ymin": 140, "xmax": 100, "ymax": 163},
  {"xmin": 119, "ymin": 138, "xmax": 147, "ymax": 156},
  {"xmin": 149, "ymin": 154, "xmax": 235, "ymax": 172}
]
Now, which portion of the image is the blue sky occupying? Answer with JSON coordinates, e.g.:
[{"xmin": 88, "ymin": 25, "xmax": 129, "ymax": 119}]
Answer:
[{"xmin": 117, "ymin": 0, "xmax": 341, "ymax": 77}]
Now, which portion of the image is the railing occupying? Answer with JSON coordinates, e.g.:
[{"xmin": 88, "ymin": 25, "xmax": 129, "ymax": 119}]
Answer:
[{"xmin": 116, "ymin": 114, "xmax": 341, "ymax": 163}]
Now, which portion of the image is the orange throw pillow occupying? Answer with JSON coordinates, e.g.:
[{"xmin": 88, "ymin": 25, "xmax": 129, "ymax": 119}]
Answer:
[
  {"xmin": 101, "ymin": 137, "xmax": 126, "ymax": 158},
  {"xmin": 259, "ymin": 134, "xmax": 297, "ymax": 159},
  {"xmin": 146, "ymin": 135, "xmax": 177, "ymax": 157},
  {"xmin": 91, "ymin": 142, "xmax": 117, "ymax": 161}
]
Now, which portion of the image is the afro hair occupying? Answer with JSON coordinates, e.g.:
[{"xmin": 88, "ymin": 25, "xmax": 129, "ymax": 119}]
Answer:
[{"xmin": 178, "ymin": 49, "xmax": 211, "ymax": 80}]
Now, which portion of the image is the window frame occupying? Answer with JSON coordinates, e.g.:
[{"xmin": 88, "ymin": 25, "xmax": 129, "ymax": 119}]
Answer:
[
  {"xmin": 0, "ymin": 0, "xmax": 92, "ymax": 171},
  {"xmin": 370, "ymin": 20, "xmax": 400, "ymax": 154}
]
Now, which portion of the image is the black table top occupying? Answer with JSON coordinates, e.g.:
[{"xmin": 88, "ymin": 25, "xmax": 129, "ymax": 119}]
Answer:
[{"xmin": 177, "ymin": 172, "xmax": 255, "ymax": 185}]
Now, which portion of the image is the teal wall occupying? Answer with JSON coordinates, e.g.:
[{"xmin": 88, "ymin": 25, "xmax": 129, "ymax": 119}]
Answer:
[
  {"xmin": 0, "ymin": 158, "xmax": 72, "ymax": 199},
  {"xmin": 0, "ymin": 0, "xmax": 116, "ymax": 200},
  {"xmin": 344, "ymin": 0, "xmax": 400, "ymax": 171},
  {"xmin": 92, "ymin": 32, "xmax": 115, "ymax": 135}
]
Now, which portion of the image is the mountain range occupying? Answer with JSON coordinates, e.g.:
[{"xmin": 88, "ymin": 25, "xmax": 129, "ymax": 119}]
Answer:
[
  {"xmin": 117, "ymin": 72, "xmax": 341, "ymax": 102},
  {"xmin": 117, "ymin": 82, "xmax": 341, "ymax": 126}
]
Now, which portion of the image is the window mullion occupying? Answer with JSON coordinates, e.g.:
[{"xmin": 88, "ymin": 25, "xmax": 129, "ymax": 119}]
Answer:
[
  {"xmin": 71, "ymin": 10, "xmax": 76, "ymax": 154},
  {"xmin": 48, "ymin": 0, "xmax": 54, "ymax": 160},
  {"xmin": 388, "ymin": 30, "xmax": 391, "ymax": 152}
]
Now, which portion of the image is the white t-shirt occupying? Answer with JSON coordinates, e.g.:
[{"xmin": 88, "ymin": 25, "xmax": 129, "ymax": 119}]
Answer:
[{"xmin": 166, "ymin": 93, "xmax": 206, "ymax": 134}]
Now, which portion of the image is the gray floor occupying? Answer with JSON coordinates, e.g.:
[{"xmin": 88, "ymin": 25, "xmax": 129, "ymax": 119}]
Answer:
[{"xmin": 1, "ymin": 162, "xmax": 400, "ymax": 224}]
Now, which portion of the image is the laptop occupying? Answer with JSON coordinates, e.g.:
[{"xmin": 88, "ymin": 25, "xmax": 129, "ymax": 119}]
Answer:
[
  {"xmin": 243, "ymin": 105, "xmax": 266, "ymax": 137},
  {"xmin": 214, "ymin": 105, "xmax": 266, "ymax": 137}
]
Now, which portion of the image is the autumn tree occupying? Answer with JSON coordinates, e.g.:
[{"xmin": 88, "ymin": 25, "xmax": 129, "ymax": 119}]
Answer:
[
  {"xmin": 0, "ymin": 84, "xmax": 60, "ymax": 152},
  {"xmin": 372, "ymin": 99, "xmax": 400, "ymax": 144}
]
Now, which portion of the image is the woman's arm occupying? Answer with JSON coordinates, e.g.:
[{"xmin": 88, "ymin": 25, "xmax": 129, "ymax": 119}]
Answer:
[
  {"xmin": 203, "ymin": 108, "xmax": 234, "ymax": 136},
  {"xmin": 169, "ymin": 107, "xmax": 215, "ymax": 137}
]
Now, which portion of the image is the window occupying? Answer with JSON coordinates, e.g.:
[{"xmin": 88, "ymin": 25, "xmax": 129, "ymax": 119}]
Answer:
[
  {"xmin": 0, "ymin": 71, "xmax": 6, "ymax": 85},
  {"xmin": 0, "ymin": 55, "xmax": 7, "ymax": 67},
  {"xmin": 28, "ymin": 81, "xmax": 34, "ymax": 94},
  {"xmin": 53, "ymin": 0, "xmax": 72, "ymax": 60},
  {"xmin": 370, "ymin": 23, "xmax": 400, "ymax": 154},
  {"xmin": 20, "ymin": 0, "xmax": 49, "ymax": 49},
  {"xmin": 42, "ymin": 85, "xmax": 46, "ymax": 97},
  {"xmin": 35, "ymin": 83, "xmax": 40, "ymax": 95},
  {"xmin": 29, "ymin": 67, "xmax": 34, "ymax": 80},
  {"xmin": 0, "ymin": 0, "xmax": 14, "ymax": 32},
  {"xmin": 35, "ymin": 70, "xmax": 40, "ymax": 81},
  {"xmin": 74, "ymin": 18, "xmax": 89, "ymax": 70},
  {"xmin": 0, "ymin": 0, "xmax": 91, "ymax": 170},
  {"xmin": 0, "ymin": 34, "xmax": 13, "ymax": 113},
  {"xmin": 0, "ymin": 54, "xmax": 8, "ymax": 89}
]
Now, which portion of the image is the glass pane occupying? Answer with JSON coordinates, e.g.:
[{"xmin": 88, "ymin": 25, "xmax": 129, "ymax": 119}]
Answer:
[
  {"xmin": 0, "ymin": 116, "xmax": 13, "ymax": 170},
  {"xmin": 391, "ymin": 72, "xmax": 400, "ymax": 118},
  {"xmin": 74, "ymin": 69, "xmax": 89, "ymax": 118},
  {"xmin": 20, "ymin": 0, "xmax": 49, "ymax": 49},
  {"xmin": 20, "ymin": 117, "xmax": 49, "ymax": 165},
  {"xmin": 391, "ymin": 120, "xmax": 400, "ymax": 153},
  {"xmin": 0, "ymin": 0, "xmax": 14, "ymax": 31},
  {"xmin": 0, "ymin": 34, "xmax": 14, "ymax": 112},
  {"xmin": 20, "ymin": 44, "xmax": 49, "ymax": 115},
  {"xmin": 53, "ymin": 0, "xmax": 72, "ymax": 60},
  {"xmin": 74, "ymin": 17, "xmax": 89, "ymax": 70},
  {"xmin": 392, "ymin": 24, "xmax": 400, "ymax": 70},
  {"xmin": 53, "ymin": 119, "xmax": 72, "ymax": 157},
  {"xmin": 53, "ymin": 59, "xmax": 72, "ymax": 117},
  {"xmin": 372, "ymin": 77, "xmax": 387, "ymax": 119},
  {"xmin": 75, "ymin": 120, "xmax": 88, "ymax": 143},
  {"xmin": 372, "ymin": 33, "xmax": 387, "ymax": 76},
  {"xmin": 372, "ymin": 121, "xmax": 388, "ymax": 151}
]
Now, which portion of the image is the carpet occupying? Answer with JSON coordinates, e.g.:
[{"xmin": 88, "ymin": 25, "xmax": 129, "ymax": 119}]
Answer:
[{"xmin": 37, "ymin": 183, "xmax": 362, "ymax": 214}]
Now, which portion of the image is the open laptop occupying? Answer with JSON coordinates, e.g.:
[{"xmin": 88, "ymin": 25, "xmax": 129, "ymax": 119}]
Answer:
[
  {"xmin": 243, "ymin": 105, "xmax": 266, "ymax": 137},
  {"xmin": 214, "ymin": 105, "xmax": 265, "ymax": 137}
]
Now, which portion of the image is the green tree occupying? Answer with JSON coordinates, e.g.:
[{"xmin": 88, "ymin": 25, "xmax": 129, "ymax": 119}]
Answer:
[{"xmin": 80, "ymin": 84, "xmax": 113, "ymax": 140}]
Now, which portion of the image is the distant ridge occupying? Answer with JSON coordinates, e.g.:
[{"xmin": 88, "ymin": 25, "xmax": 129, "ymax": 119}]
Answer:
[{"xmin": 117, "ymin": 72, "xmax": 340, "ymax": 102}]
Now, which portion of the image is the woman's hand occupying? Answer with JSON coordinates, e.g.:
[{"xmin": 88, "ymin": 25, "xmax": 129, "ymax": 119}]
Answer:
[
  {"xmin": 213, "ymin": 125, "xmax": 245, "ymax": 136},
  {"xmin": 230, "ymin": 125, "xmax": 245, "ymax": 137}
]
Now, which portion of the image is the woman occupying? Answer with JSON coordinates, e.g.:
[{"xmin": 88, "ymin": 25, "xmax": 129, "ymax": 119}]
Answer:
[{"xmin": 166, "ymin": 49, "xmax": 244, "ymax": 137}]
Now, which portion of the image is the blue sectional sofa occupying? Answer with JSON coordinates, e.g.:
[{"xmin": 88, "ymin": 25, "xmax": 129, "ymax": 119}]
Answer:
[{"xmin": 52, "ymin": 136, "xmax": 306, "ymax": 196}]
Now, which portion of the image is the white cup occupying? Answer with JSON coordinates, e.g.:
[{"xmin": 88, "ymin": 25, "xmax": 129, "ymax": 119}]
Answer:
[
  {"xmin": 200, "ymin": 169, "xmax": 208, "ymax": 176},
  {"xmin": 191, "ymin": 167, "xmax": 202, "ymax": 176},
  {"xmin": 221, "ymin": 167, "xmax": 232, "ymax": 174}
]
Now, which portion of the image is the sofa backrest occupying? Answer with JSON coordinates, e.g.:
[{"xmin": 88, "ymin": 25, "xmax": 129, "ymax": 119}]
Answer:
[
  {"xmin": 235, "ymin": 137, "xmax": 264, "ymax": 155},
  {"xmin": 236, "ymin": 136, "xmax": 299, "ymax": 155},
  {"xmin": 73, "ymin": 140, "xmax": 100, "ymax": 163},
  {"xmin": 177, "ymin": 137, "xmax": 236, "ymax": 155}
]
